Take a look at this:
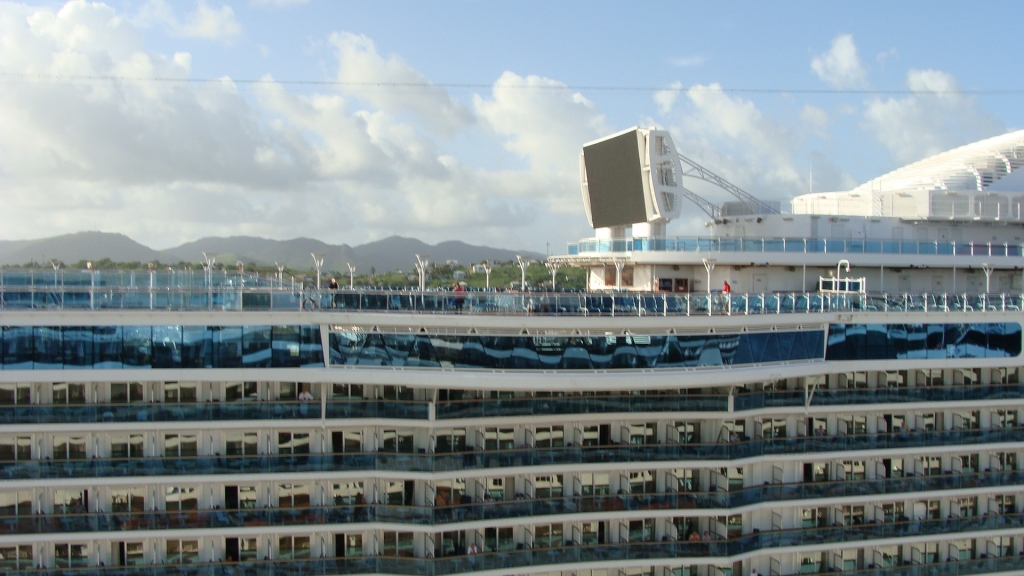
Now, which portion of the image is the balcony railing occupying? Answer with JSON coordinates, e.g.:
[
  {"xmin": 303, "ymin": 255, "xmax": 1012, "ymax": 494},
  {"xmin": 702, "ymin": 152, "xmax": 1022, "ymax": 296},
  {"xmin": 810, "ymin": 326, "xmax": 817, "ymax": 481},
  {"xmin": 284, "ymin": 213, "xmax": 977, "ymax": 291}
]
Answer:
[
  {"xmin": 2, "ymin": 470, "xmax": 1020, "ymax": 535},
  {"xmin": 568, "ymin": 236, "xmax": 1024, "ymax": 258},
  {"xmin": 0, "ymin": 400, "xmax": 427, "ymax": 425},
  {"xmin": 438, "ymin": 383, "xmax": 1024, "ymax": 419},
  {"xmin": 3, "ymin": 284, "xmax": 1023, "ymax": 317},
  {"xmin": 2, "ymin": 382, "xmax": 1021, "ymax": 425},
  {"xmin": 4, "ymin": 426, "xmax": 1024, "ymax": 479},
  {"xmin": 4, "ymin": 515, "xmax": 1024, "ymax": 575}
]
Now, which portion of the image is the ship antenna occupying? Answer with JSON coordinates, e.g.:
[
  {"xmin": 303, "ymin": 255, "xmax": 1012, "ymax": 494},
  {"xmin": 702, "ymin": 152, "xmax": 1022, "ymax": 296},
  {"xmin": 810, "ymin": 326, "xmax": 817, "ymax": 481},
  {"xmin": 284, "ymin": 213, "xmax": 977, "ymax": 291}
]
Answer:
[{"xmin": 809, "ymin": 155, "xmax": 813, "ymax": 194}]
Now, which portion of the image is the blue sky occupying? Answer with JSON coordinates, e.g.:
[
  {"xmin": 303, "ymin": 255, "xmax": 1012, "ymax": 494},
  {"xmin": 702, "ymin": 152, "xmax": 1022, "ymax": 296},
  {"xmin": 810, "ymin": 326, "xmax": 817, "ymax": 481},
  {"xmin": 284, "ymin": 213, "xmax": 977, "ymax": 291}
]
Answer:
[{"xmin": 1, "ymin": 0, "xmax": 1021, "ymax": 251}]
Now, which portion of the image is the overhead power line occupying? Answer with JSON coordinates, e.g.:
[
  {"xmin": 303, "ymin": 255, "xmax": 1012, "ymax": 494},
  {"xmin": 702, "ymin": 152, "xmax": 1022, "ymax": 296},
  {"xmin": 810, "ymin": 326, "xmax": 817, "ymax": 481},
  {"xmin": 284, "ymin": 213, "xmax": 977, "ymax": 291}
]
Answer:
[{"xmin": 0, "ymin": 72, "xmax": 1021, "ymax": 96}]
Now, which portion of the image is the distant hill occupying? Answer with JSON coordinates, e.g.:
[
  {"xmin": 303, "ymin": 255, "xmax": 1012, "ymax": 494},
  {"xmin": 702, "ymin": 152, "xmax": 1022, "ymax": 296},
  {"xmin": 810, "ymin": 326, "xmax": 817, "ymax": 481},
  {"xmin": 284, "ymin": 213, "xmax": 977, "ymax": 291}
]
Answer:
[
  {"xmin": 159, "ymin": 236, "xmax": 359, "ymax": 272},
  {"xmin": 350, "ymin": 236, "xmax": 541, "ymax": 273},
  {"xmin": 0, "ymin": 232, "xmax": 544, "ymax": 272},
  {"xmin": 0, "ymin": 232, "xmax": 161, "ymax": 266}
]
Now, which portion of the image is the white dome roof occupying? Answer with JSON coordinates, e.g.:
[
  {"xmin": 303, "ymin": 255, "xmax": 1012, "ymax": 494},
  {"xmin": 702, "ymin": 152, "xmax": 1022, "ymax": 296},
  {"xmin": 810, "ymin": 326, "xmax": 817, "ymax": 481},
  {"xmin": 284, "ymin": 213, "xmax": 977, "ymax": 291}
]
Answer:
[{"xmin": 851, "ymin": 130, "xmax": 1024, "ymax": 195}]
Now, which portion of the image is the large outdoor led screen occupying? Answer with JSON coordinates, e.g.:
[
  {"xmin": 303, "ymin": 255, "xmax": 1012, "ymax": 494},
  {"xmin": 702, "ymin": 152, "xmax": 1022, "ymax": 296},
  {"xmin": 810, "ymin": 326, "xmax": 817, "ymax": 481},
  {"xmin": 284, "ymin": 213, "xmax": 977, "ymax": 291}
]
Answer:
[{"xmin": 583, "ymin": 130, "xmax": 648, "ymax": 228}]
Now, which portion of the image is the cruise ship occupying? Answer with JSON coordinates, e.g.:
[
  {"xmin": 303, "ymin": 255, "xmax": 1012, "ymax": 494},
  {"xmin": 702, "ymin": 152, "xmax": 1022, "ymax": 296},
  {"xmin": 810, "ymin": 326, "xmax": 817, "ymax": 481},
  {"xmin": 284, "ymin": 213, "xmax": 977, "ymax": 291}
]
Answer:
[{"xmin": 1, "ymin": 127, "xmax": 1023, "ymax": 576}]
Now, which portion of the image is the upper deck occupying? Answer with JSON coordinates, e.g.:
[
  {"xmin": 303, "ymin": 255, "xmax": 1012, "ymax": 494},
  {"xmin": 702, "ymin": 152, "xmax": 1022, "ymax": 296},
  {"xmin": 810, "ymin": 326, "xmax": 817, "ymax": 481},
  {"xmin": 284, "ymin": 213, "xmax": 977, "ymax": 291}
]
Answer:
[
  {"xmin": 1, "ymin": 279, "xmax": 1022, "ymax": 319},
  {"xmin": 567, "ymin": 235, "xmax": 1024, "ymax": 259}
]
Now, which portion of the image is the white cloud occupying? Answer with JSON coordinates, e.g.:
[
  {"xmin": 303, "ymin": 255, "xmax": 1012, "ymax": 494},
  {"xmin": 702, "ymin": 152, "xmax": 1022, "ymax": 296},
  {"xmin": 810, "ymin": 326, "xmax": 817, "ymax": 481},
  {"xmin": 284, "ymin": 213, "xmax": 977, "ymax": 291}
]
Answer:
[
  {"xmin": 876, "ymin": 47, "xmax": 898, "ymax": 65},
  {"xmin": 801, "ymin": 104, "xmax": 829, "ymax": 136},
  {"xmin": 474, "ymin": 72, "xmax": 611, "ymax": 181},
  {"xmin": 679, "ymin": 83, "xmax": 803, "ymax": 191},
  {"xmin": 811, "ymin": 34, "xmax": 866, "ymax": 89},
  {"xmin": 132, "ymin": 0, "xmax": 242, "ymax": 41},
  {"xmin": 178, "ymin": 1, "xmax": 242, "ymax": 40},
  {"xmin": 862, "ymin": 69, "xmax": 1004, "ymax": 166},
  {"xmin": 654, "ymin": 81, "xmax": 682, "ymax": 115},
  {"xmin": 0, "ymin": 2, "xmax": 598, "ymax": 251},
  {"xmin": 331, "ymin": 32, "xmax": 473, "ymax": 136},
  {"xmin": 653, "ymin": 83, "xmax": 859, "ymax": 220}
]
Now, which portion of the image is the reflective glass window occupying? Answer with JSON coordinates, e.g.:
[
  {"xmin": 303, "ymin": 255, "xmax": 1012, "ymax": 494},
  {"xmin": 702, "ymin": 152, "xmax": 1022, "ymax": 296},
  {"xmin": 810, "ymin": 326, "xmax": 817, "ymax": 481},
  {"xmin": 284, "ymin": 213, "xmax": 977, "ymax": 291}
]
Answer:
[
  {"xmin": 93, "ymin": 326, "xmax": 122, "ymax": 368},
  {"xmin": 181, "ymin": 326, "xmax": 211, "ymax": 368},
  {"xmin": 62, "ymin": 327, "xmax": 93, "ymax": 367},
  {"xmin": 2, "ymin": 327, "xmax": 33, "ymax": 368},
  {"xmin": 213, "ymin": 327, "xmax": 243, "ymax": 368},
  {"xmin": 0, "ymin": 384, "xmax": 30, "ymax": 405},
  {"xmin": 0, "ymin": 545, "xmax": 32, "ymax": 570},
  {"xmin": 152, "ymin": 326, "xmax": 183, "ymax": 368},
  {"xmin": 272, "ymin": 326, "xmax": 302, "ymax": 367},
  {"xmin": 241, "ymin": 326, "xmax": 271, "ymax": 368},
  {"xmin": 32, "ymin": 327, "xmax": 62, "ymax": 368},
  {"xmin": 122, "ymin": 326, "xmax": 152, "ymax": 367}
]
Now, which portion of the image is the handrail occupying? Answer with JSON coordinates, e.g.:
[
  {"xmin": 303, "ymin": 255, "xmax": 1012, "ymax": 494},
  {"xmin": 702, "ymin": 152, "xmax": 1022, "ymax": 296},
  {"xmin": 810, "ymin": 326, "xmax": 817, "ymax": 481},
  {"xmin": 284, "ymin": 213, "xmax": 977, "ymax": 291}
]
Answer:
[
  {"xmin": 1, "ymin": 471, "xmax": 1019, "ymax": 534},
  {"xmin": 568, "ymin": 235, "xmax": 1024, "ymax": 258},
  {"xmin": 3, "ymin": 426, "xmax": 1024, "ymax": 477},
  {"xmin": 6, "ymin": 514, "xmax": 1024, "ymax": 574},
  {"xmin": 2, "ymin": 285, "xmax": 1023, "ymax": 316},
  {"xmin": 1, "ymin": 382, "xmax": 1022, "ymax": 425}
]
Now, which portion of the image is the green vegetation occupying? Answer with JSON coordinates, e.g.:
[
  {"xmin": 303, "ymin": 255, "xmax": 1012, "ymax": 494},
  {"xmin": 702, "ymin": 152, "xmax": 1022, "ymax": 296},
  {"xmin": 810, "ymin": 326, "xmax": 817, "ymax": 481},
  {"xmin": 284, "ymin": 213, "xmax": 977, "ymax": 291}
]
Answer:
[{"xmin": 329, "ymin": 260, "xmax": 587, "ymax": 290}]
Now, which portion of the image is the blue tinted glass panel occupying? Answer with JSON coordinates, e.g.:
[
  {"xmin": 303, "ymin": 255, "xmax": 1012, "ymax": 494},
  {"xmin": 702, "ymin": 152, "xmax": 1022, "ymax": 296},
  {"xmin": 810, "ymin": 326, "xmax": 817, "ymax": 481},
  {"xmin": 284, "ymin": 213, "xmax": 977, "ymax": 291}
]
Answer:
[
  {"xmin": 33, "ymin": 326, "xmax": 63, "ymax": 368},
  {"xmin": 152, "ymin": 326, "xmax": 183, "ymax": 369},
  {"xmin": 3, "ymin": 326, "xmax": 33, "ymax": 368},
  {"xmin": 242, "ymin": 326, "xmax": 271, "ymax": 368},
  {"xmin": 122, "ymin": 326, "xmax": 152, "ymax": 368},
  {"xmin": 94, "ymin": 326, "xmax": 123, "ymax": 368},
  {"xmin": 299, "ymin": 325, "xmax": 323, "ymax": 367},
  {"xmin": 214, "ymin": 326, "xmax": 242, "ymax": 368},
  {"xmin": 182, "ymin": 326, "xmax": 212, "ymax": 368},
  {"xmin": 62, "ymin": 326, "xmax": 94, "ymax": 368},
  {"xmin": 272, "ymin": 325, "xmax": 301, "ymax": 367},
  {"xmin": 328, "ymin": 330, "xmax": 824, "ymax": 369},
  {"xmin": 0, "ymin": 324, "xmax": 306, "ymax": 369},
  {"xmin": 826, "ymin": 323, "xmax": 1021, "ymax": 360}
]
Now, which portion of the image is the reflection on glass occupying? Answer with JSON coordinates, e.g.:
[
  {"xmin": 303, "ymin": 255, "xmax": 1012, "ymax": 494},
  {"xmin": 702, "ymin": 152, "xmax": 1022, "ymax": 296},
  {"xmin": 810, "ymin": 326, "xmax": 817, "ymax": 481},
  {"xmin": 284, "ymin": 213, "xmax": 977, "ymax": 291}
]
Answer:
[
  {"xmin": 328, "ymin": 329, "xmax": 825, "ymax": 369},
  {"xmin": 1, "ymin": 325, "xmax": 322, "ymax": 370},
  {"xmin": 827, "ymin": 323, "xmax": 1022, "ymax": 360}
]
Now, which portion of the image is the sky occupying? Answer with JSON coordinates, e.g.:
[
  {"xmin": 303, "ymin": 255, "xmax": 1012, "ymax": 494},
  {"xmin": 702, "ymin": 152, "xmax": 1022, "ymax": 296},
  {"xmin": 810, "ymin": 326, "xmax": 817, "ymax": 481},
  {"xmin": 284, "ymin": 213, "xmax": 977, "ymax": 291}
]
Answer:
[{"xmin": 0, "ymin": 1, "xmax": 1022, "ymax": 253}]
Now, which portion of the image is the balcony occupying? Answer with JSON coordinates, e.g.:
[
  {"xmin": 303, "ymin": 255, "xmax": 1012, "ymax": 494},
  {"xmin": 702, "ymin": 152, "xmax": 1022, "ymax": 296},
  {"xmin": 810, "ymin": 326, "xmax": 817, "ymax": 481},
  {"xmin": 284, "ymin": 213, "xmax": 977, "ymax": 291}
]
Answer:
[
  {"xmin": 3, "ymin": 426, "xmax": 1024, "ymax": 479},
  {"xmin": 4, "ymin": 515, "xmax": 1024, "ymax": 575},
  {"xmin": 1, "ymin": 470, "xmax": 1021, "ymax": 535}
]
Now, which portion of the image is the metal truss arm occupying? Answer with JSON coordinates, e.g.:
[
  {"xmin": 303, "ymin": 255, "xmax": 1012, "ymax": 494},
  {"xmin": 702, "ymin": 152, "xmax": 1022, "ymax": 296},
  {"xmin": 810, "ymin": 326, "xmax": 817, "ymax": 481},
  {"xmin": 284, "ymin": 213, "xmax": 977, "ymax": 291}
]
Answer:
[
  {"xmin": 677, "ymin": 153, "xmax": 779, "ymax": 214},
  {"xmin": 678, "ymin": 184, "xmax": 721, "ymax": 219}
]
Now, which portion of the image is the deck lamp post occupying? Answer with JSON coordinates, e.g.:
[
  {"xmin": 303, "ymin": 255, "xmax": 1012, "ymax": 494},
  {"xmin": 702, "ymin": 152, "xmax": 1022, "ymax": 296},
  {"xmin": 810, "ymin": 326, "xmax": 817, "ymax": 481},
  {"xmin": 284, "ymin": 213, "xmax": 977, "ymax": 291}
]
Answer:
[
  {"xmin": 50, "ymin": 260, "xmax": 61, "ymax": 308},
  {"xmin": 346, "ymin": 263, "xmax": 356, "ymax": 289},
  {"xmin": 87, "ymin": 262, "xmax": 94, "ymax": 310},
  {"xmin": 415, "ymin": 254, "xmax": 430, "ymax": 291},
  {"xmin": 275, "ymin": 263, "xmax": 284, "ymax": 287},
  {"xmin": 516, "ymin": 255, "xmax": 530, "ymax": 291},
  {"xmin": 982, "ymin": 263, "xmax": 993, "ymax": 294},
  {"xmin": 482, "ymin": 261, "xmax": 493, "ymax": 290},
  {"xmin": 311, "ymin": 253, "xmax": 325, "ymax": 290},
  {"xmin": 148, "ymin": 262, "xmax": 155, "ymax": 310},
  {"xmin": 202, "ymin": 253, "xmax": 216, "ymax": 310},
  {"xmin": 702, "ymin": 258, "xmax": 716, "ymax": 294},
  {"xmin": 545, "ymin": 261, "xmax": 561, "ymax": 291}
]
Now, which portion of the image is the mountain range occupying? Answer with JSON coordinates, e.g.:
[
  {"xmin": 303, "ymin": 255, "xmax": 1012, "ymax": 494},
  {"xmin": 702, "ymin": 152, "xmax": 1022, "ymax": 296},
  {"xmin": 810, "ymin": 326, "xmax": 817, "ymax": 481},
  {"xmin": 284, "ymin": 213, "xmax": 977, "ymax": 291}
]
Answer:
[{"xmin": 0, "ymin": 231, "xmax": 546, "ymax": 273}]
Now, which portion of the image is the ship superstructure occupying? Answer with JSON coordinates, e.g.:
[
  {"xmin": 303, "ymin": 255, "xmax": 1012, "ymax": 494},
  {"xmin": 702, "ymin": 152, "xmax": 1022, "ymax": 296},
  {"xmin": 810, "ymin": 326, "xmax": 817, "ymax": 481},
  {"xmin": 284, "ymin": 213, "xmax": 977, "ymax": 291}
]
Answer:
[{"xmin": 1, "ymin": 129, "xmax": 1023, "ymax": 576}]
